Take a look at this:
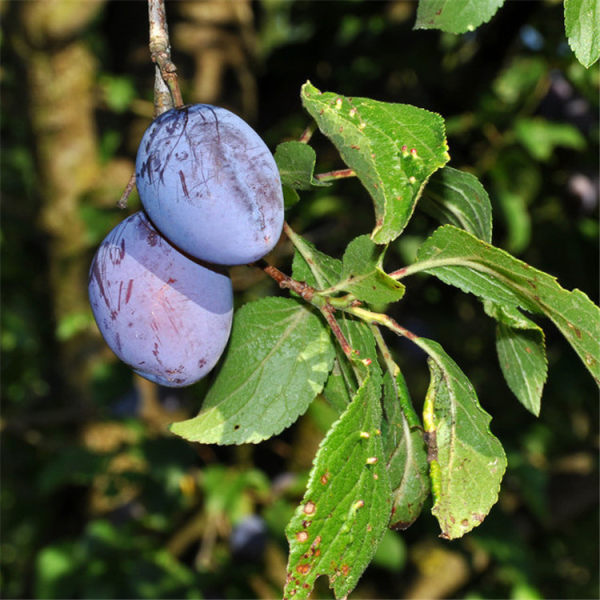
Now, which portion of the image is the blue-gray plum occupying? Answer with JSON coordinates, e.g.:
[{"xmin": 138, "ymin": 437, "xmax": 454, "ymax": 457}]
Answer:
[
  {"xmin": 230, "ymin": 515, "xmax": 267, "ymax": 561},
  {"xmin": 88, "ymin": 211, "xmax": 233, "ymax": 387},
  {"xmin": 135, "ymin": 104, "xmax": 284, "ymax": 266}
]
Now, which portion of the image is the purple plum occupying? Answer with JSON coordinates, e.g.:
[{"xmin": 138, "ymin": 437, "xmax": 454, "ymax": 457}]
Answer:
[
  {"xmin": 89, "ymin": 212, "xmax": 233, "ymax": 387},
  {"xmin": 135, "ymin": 104, "xmax": 284, "ymax": 266}
]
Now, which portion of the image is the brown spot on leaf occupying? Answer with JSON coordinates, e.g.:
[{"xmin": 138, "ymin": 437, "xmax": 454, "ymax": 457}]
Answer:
[
  {"xmin": 424, "ymin": 430, "xmax": 438, "ymax": 462},
  {"xmin": 296, "ymin": 531, "xmax": 309, "ymax": 542},
  {"xmin": 320, "ymin": 472, "xmax": 330, "ymax": 485},
  {"xmin": 303, "ymin": 501, "xmax": 316, "ymax": 515},
  {"xmin": 296, "ymin": 563, "xmax": 311, "ymax": 575}
]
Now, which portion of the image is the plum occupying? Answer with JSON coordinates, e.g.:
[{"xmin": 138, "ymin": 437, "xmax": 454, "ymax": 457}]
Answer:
[
  {"xmin": 135, "ymin": 104, "xmax": 284, "ymax": 266},
  {"xmin": 89, "ymin": 211, "xmax": 233, "ymax": 387}
]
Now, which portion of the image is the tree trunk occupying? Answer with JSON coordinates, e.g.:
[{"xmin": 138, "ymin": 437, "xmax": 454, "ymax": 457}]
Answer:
[{"xmin": 17, "ymin": 0, "xmax": 106, "ymax": 401}]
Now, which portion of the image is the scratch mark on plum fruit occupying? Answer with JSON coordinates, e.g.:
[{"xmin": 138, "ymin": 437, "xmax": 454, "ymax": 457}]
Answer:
[
  {"xmin": 178, "ymin": 170, "xmax": 190, "ymax": 199},
  {"xmin": 125, "ymin": 279, "xmax": 134, "ymax": 304},
  {"xmin": 91, "ymin": 258, "xmax": 111, "ymax": 310},
  {"xmin": 117, "ymin": 280, "xmax": 123, "ymax": 312},
  {"xmin": 109, "ymin": 238, "xmax": 126, "ymax": 265},
  {"xmin": 158, "ymin": 109, "xmax": 189, "ymax": 184},
  {"xmin": 152, "ymin": 341, "xmax": 164, "ymax": 366}
]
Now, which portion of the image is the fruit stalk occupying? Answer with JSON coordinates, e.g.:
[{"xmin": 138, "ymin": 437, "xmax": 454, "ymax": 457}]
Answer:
[
  {"xmin": 148, "ymin": 0, "xmax": 183, "ymax": 111},
  {"xmin": 119, "ymin": 0, "xmax": 182, "ymax": 210}
]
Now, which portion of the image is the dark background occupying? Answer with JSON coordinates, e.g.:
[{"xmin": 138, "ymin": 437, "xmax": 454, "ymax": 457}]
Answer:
[{"xmin": 2, "ymin": 1, "xmax": 598, "ymax": 598}]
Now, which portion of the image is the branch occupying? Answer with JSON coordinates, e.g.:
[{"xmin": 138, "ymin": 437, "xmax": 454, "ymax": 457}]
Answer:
[
  {"xmin": 148, "ymin": 0, "xmax": 183, "ymax": 110},
  {"xmin": 320, "ymin": 304, "xmax": 355, "ymax": 360},
  {"xmin": 259, "ymin": 259, "xmax": 360, "ymax": 361},
  {"xmin": 119, "ymin": 0, "xmax": 183, "ymax": 210},
  {"xmin": 260, "ymin": 261, "xmax": 315, "ymax": 303}
]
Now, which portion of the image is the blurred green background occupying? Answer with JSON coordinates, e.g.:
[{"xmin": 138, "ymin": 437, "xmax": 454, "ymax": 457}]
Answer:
[{"xmin": 2, "ymin": 1, "xmax": 598, "ymax": 598}]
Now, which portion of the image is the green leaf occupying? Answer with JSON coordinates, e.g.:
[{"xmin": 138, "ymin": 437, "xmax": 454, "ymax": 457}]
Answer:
[
  {"xmin": 495, "ymin": 190, "xmax": 531, "ymax": 254},
  {"xmin": 291, "ymin": 233, "xmax": 380, "ymax": 402},
  {"xmin": 382, "ymin": 370, "xmax": 430, "ymax": 530},
  {"xmin": 417, "ymin": 337, "xmax": 507, "ymax": 539},
  {"xmin": 371, "ymin": 529, "xmax": 406, "ymax": 571},
  {"xmin": 274, "ymin": 141, "xmax": 330, "ymax": 209},
  {"xmin": 99, "ymin": 75, "xmax": 137, "ymax": 113},
  {"xmin": 35, "ymin": 543, "xmax": 81, "ymax": 599},
  {"xmin": 284, "ymin": 375, "xmax": 391, "ymax": 599},
  {"xmin": 564, "ymin": 0, "xmax": 600, "ymax": 68},
  {"xmin": 514, "ymin": 117, "xmax": 586, "ymax": 161},
  {"xmin": 282, "ymin": 185, "xmax": 300, "ymax": 210},
  {"xmin": 420, "ymin": 166, "xmax": 492, "ymax": 243},
  {"xmin": 327, "ymin": 235, "xmax": 406, "ymax": 304},
  {"xmin": 341, "ymin": 314, "xmax": 383, "ymax": 385},
  {"xmin": 415, "ymin": 225, "xmax": 600, "ymax": 385},
  {"xmin": 290, "ymin": 232, "xmax": 382, "ymax": 370},
  {"xmin": 323, "ymin": 358, "xmax": 354, "ymax": 412},
  {"xmin": 323, "ymin": 315, "xmax": 383, "ymax": 412},
  {"xmin": 415, "ymin": 0, "xmax": 505, "ymax": 34},
  {"xmin": 291, "ymin": 232, "xmax": 342, "ymax": 290},
  {"xmin": 493, "ymin": 57, "xmax": 547, "ymax": 106},
  {"xmin": 484, "ymin": 302, "xmax": 547, "ymax": 416},
  {"xmin": 170, "ymin": 298, "xmax": 335, "ymax": 444},
  {"xmin": 274, "ymin": 141, "xmax": 330, "ymax": 190},
  {"xmin": 490, "ymin": 148, "xmax": 541, "ymax": 254},
  {"xmin": 301, "ymin": 81, "xmax": 449, "ymax": 244}
]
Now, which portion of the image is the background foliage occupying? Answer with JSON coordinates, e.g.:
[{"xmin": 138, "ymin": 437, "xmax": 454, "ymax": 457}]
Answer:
[{"xmin": 2, "ymin": 1, "xmax": 598, "ymax": 598}]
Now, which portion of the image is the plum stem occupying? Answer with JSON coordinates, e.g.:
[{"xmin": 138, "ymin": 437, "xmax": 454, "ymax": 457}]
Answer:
[
  {"xmin": 148, "ymin": 0, "xmax": 183, "ymax": 111},
  {"xmin": 118, "ymin": 0, "xmax": 183, "ymax": 210}
]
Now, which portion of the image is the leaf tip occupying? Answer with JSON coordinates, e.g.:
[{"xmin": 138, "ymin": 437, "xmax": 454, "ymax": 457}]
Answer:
[{"xmin": 301, "ymin": 80, "xmax": 321, "ymax": 98}]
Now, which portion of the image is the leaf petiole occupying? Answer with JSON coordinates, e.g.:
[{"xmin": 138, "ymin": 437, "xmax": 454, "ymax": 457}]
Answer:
[{"xmin": 314, "ymin": 168, "xmax": 356, "ymax": 182}]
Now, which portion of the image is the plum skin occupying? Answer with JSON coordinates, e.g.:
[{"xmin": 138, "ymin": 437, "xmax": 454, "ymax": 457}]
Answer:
[
  {"xmin": 135, "ymin": 104, "xmax": 284, "ymax": 266},
  {"xmin": 89, "ymin": 211, "xmax": 233, "ymax": 387}
]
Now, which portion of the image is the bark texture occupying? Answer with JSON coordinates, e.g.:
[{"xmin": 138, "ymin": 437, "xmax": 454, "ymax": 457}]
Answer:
[{"xmin": 18, "ymin": 0, "xmax": 107, "ymax": 398}]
